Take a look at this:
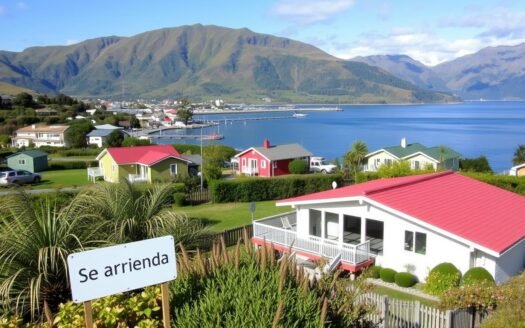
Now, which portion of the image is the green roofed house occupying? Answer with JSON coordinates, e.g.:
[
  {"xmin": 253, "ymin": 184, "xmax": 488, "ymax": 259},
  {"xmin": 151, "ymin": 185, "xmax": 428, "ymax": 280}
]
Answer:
[
  {"xmin": 364, "ymin": 138, "xmax": 461, "ymax": 172},
  {"xmin": 6, "ymin": 150, "xmax": 48, "ymax": 173}
]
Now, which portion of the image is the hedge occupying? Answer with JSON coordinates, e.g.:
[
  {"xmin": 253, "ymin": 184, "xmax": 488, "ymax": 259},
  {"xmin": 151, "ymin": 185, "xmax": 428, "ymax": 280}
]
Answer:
[
  {"xmin": 48, "ymin": 160, "xmax": 98, "ymax": 170},
  {"xmin": 395, "ymin": 272, "xmax": 418, "ymax": 288},
  {"xmin": 379, "ymin": 268, "xmax": 397, "ymax": 283},
  {"xmin": 209, "ymin": 174, "xmax": 344, "ymax": 203},
  {"xmin": 462, "ymin": 267, "xmax": 495, "ymax": 286}
]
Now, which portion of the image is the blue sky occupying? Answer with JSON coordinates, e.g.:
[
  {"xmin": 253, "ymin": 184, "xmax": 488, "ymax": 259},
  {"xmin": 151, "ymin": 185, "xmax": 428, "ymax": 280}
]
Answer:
[{"xmin": 1, "ymin": 0, "xmax": 524, "ymax": 66}]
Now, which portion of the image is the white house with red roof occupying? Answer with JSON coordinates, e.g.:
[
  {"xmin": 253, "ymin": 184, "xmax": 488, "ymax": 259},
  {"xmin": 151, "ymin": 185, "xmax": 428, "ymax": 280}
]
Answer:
[
  {"xmin": 252, "ymin": 171, "xmax": 525, "ymax": 283},
  {"xmin": 90, "ymin": 145, "xmax": 197, "ymax": 183},
  {"xmin": 233, "ymin": 139, "xmax": 312, "ymax": 177}
]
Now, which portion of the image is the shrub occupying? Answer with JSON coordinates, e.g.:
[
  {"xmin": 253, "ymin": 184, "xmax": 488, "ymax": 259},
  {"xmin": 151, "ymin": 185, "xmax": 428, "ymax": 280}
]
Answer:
[
  {"xmin": 366, "ymin": 265, "xmax": 382, "ymax": 279},
  {"xmin": 209, "ymin": 174, "xmax": 343, "ymax": 203},
  {"xmin": 288, "ymin": 159, "xmax": 309, "ymax": 174},
  {"xmin": 379, "ymin": 268, "xmax": 397, "ymax": 283},
  {"xmin": 395, "ymin": 272, "xmax": 418, "ymax": 288},
  {"xmin": 462, "ymin": 267, "xmax": 495, "ymax": 286},
  {"xmin": 172, "ymin": 182, "xmax": 186, "ymax": 193},
  {"xmin": 424, "ymin": 262, "xmax": 462, "ymax": 295},
  {"xmin": 174, "ymin": 192, "xmax": 188, "ymax": 207}
]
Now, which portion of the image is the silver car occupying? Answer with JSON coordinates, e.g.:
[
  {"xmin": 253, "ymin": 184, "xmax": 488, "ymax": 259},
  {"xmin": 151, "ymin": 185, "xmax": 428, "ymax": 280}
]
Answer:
[{"xmin": 0, "ymin": 170, "xmax": 41, "ymax": 186}]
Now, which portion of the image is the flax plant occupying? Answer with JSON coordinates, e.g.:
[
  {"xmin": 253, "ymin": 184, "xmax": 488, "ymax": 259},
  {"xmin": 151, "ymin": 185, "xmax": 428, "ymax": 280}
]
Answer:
[
  {"xmin": 71, "ymin": 181, "xmax": 208, "ymax": 246},
  {"xmin": 0, "ymin": 192, "xmax": 102, "ymax": 320}
]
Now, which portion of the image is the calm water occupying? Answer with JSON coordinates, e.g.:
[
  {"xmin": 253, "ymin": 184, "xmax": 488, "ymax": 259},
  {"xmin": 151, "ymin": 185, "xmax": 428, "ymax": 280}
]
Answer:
[{"xmin": 155, "ymin": 101, "xmax": 525, "ymax": 173}]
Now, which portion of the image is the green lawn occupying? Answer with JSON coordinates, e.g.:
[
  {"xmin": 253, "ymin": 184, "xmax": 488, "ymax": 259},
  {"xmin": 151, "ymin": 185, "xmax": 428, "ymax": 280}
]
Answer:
[
  {"xmin": 177, "ymin": 201, "xmax": 293, "ymax": 232},
  {"xmin": 32, "ymin": 169, "xmax": 91, "ymax": 189},
  {"xmin": 372, "ymin": 285, "xmax": 438, "ymax": 307}
]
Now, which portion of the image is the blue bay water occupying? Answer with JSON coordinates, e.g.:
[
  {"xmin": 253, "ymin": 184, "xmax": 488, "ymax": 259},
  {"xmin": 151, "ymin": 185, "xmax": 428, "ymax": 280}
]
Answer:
[{"xmin": 155, "ymin": 101, "xmax": 525, "ymax": 173}]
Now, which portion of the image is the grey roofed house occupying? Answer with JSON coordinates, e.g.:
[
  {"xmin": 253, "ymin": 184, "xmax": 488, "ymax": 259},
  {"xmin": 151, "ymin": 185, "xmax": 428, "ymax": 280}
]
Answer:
[
  {"xmin": 86, "ymin": 129, "xmax": 115, "ymax": 137},
  {"xmin": 252, "ymin": 143, "xmax": 312, "ymax": 161},
  {"xmin": 94, "ymin": 124, "xmax": 122, "ymax": 130},
  {"xmin": 233, "ymin": 139, "xmax": 313, "ymax": 177},
  {"xmin": 7, "ymin": 150, "xmax": 48, "ymax": 173}
]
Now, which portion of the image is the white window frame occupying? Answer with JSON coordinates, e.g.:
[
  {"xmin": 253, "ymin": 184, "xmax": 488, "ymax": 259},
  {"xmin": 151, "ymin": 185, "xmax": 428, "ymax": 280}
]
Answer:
[
  {"xmin": 261, "ymin": 160, "xmax": 266, "ymax": 169},
  {"xmin": 404, "ymin": 230, "xmax": 426, "ymax": 255},
  {"xmin": 170, "ymin": 164, "xmax": 178, "ymax": 176}
]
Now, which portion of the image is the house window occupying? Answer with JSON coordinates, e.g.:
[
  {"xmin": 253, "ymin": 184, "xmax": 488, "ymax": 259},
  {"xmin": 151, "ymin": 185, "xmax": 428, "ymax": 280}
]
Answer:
[
  {"xmin": 261, "ymin": 160, "xmax": 266, "ymax": 169},
  {"xmin": 404, "ymin": 231, "xmax": 426, "ymax": 255},
  {"xmin": 112, "ymin": 164, "xmax": 116, "ymax": 173},
  {"xmin": 309, "ymin": 209, "xmax": 322, "ymax": 237},
  {"xmin": 18, "ymin": 159, "xmax": 26, "ymax": 165},
  {"xmin": 385, "ymin": 159, "xmax": 392, "ymax": 166},
  {"xmin": 242, "ymin": 158, "xmax": 246, "ymax": 168},
  {"xmin": 413, "ymin": 160, "xmax": 420, "ymax": 170},
  {"xmin": 170, "ymin": 164, "xmax": 178, "ymax": 176},
  {"xmin": 272, "ymin": 161, "xmax": 277, "ymax": 169},
  {"xmin": 375, "ymin": 158, "xmax": 381, "ymax": 167}
]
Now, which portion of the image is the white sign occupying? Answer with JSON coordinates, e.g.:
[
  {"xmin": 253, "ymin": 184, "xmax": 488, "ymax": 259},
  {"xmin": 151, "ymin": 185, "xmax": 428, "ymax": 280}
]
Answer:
[{"xmin": 67, "ymin": 236, "xmax": 177, "ymax": 303}]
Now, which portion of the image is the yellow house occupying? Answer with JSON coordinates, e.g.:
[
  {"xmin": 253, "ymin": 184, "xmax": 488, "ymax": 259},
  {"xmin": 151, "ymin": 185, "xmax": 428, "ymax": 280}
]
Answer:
[{"xmin": 91, "ymin": 145, "xmax": 196, "ymax": 183}]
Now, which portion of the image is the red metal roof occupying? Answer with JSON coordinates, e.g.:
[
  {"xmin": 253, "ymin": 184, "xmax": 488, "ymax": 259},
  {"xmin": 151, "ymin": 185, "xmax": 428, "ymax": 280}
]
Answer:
[
  {"xmin": 277, "ymin": 172, "xmax": 525, "ymax": 254},
  {"xmin": 107, "ymin": 145, "xmax": 184, "ymax": 166}
]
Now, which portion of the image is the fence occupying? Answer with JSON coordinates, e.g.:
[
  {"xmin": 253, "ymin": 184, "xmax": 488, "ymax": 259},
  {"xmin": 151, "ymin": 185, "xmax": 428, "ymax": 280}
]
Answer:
[
  {"xmin": 186, "ymin": 188, "xmax": 211, "ymax": 205},
  {"xmin": 200, "ymin": 224, "xmax": 254, "ymax": 249},
  {"xmin": 358, "ymin": 293, "xmax": 488, "ymax": 328}
]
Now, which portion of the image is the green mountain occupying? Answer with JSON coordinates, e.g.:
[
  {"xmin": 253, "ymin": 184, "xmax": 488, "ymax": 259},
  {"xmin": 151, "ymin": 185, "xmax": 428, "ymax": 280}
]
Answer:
[
  {"xmin": 351, "ymin": 55, "xmax": 450, "ymax": 92},
  {"xmin": 0, "ymin": 25, "xmax": 455, "ymax": 103},
  {"xmin": 433, "ymin": 43, "xmax": 525, "ymax": 100}
]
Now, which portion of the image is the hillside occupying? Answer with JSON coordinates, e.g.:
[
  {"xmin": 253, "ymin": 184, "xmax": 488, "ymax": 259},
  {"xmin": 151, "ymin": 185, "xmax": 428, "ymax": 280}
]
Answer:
[
  {"xmin": 433, "ymin": 43, "xmax": 525, "ymax": 100},
  {"xmin": 0, "ymin": 25, "xmax": 454, "ymax": 103},
  {"xmin": 351, "ymin": 55, "xmax": 449, "ymax": 92},
  {"xmin": 0, "ymin": 82, "xmax": 36, "ymax": 96}
]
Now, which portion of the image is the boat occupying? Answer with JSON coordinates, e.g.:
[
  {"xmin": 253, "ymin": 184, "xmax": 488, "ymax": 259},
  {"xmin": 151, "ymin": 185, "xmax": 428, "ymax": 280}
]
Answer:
[{"xmin": 293, "ymin": 111, "xmax": 308, "ymax": 118}]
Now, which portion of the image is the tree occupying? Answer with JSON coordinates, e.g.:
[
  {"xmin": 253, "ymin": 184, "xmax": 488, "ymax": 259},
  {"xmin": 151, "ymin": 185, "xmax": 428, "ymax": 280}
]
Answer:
[
  {"xmin": 513, "ymin": 145, "xmax": 525, "ymax": 165},
  {"xmin": 176, "ymin": 108, "xmax": 193, "ymax": 125},
  {"xmin": 460, "ymin": 156, "xmax": 493, "ymax": 173},
  {"xmin": 64, "ymin": 120, "xmax": 93, "ymax": 148},
  {"xmin": 288, "ymin": 159, "xmax": 309, "ymax": 174},
  {"xmin": 0, "ymin": 193, "xmax": 102, "ymax": 320},
  {"xmin": 344, "ymin": 141, "xmax": 368, "ymax": 181},
  {"xmin": 104, "ymin": 130, "xmax": 124, "ymax": 147},
  {"xmin": 12, "ymin": 92, "xmax": 35, "ymax": 108},
  {"xmin": 0, "ymin": 134, "xmax": 11, "ymax": 147},
  {"xmin": 122, "ymin": 136, "xmax": 151, "ymax": 147},
  {"xmin": 72, "ymin": 182, "xmax": 208, "ymax": 246}
]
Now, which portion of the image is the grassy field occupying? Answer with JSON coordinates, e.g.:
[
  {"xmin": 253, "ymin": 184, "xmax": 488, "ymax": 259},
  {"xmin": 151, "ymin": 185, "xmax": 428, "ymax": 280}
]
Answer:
[
  {"xmin": 372, "ymin": 285, "xmax": 438, "ymax": 307},
  {"xmin": 32, "ymin": 169, "xmax": 90, "ymax": 189},
  {"xmin": 177, "ymin": 201, "xmax": 293, "ymax": 232}
]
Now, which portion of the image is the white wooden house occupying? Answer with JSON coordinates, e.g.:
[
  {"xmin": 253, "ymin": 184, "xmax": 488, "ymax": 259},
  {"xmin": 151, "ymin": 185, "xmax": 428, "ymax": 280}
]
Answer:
[{"xmin": 252, "ymin": 172, "xmax": 525, "ymax": 283}]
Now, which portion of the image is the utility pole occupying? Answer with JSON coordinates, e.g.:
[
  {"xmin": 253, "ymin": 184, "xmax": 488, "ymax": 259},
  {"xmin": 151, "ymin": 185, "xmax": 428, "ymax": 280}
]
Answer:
[{"xmin": 200, "ymin": 125, "xmax": 203, "ymax": 191}]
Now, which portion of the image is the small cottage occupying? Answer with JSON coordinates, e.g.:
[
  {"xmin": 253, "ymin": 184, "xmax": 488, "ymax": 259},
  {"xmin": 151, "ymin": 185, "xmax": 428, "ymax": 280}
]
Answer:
[{"xmin": 7, "ymin": 150, "xmax": 48, "ymax": 173}]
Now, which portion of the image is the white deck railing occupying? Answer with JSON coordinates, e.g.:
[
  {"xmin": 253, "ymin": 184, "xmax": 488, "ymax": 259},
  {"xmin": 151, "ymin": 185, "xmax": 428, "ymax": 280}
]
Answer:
[
  {"xmin": 128, "ymin": 174, "xmax": 148, "ymax": 183},
  {"xmin": 253, "ymin": 221, "xmax": 371, "ymax": 265}
]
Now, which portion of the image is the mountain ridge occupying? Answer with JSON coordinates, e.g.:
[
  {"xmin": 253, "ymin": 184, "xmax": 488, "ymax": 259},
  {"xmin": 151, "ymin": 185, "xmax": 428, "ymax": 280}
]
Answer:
[{"xmin": 0, "ymin": 24, "xmax": 454, "ymax": 103}]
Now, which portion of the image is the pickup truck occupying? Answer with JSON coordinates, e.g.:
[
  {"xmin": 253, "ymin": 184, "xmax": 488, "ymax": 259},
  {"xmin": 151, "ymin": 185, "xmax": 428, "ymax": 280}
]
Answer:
[{"xmin": 309, "ymin": 157, "xmax": 337, "ymax": 173}]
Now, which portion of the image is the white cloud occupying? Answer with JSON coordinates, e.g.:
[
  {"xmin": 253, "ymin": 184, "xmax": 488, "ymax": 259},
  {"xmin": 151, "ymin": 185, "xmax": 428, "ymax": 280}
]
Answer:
[
  {"xmin": 272, "ymin": 0, "xmax": 356, "ymax": 24},
  {"xmin": 0, "ymin": 5, "xmax": 6, "ymax": 15},
  {"xmin": 65, "ymin": 39, "xmax": 80, "ymax": 46},
  {"xmin": 330, "ymin": 29, "xmax": 525, "ymax": 66},
  {"xmin": 16, "ymin": 1, "xmax": 28, "ymax": 9}
]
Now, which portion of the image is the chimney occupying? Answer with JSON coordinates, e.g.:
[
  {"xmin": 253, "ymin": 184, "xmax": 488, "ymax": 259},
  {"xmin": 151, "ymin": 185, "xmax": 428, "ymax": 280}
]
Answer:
[
  {"xmin": 263, "ymin": 139, "xmax": 270, "ymax": 149},
  {"xmin": 401, "ymin": 137, "xmax": 407, "ymax": 148}
]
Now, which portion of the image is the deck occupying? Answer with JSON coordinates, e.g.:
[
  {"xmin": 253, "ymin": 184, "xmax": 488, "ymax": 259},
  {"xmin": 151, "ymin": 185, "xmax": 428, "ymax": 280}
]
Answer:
[{"xmin": 252, "ymin": 212, "xmax": 374, "ymax": 272}]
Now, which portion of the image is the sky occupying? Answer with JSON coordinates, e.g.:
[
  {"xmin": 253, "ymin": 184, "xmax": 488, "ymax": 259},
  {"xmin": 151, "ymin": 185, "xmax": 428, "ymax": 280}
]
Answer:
[{"xmin": 1, "ymin": 0, "xmax": 525, "ymax": 66}]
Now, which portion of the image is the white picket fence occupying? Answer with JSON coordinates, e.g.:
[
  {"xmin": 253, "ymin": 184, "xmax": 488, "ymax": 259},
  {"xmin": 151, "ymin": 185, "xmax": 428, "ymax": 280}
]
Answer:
[{"xmin": 357, "ymin": 293, "xmax": 488, "ymax": 328}]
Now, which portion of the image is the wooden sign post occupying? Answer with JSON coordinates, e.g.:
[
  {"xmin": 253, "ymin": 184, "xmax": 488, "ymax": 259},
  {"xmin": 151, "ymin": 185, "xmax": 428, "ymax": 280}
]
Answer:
[{"xmin": 68, "ymin": 236, "xmax": 177, "ymax": 327}]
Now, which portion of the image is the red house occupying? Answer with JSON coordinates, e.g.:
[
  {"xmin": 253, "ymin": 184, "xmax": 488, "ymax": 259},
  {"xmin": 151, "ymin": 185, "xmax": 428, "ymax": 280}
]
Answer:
[{"xmin": 233, "ymin": 139, "xmax": 312, "ymax": 177}]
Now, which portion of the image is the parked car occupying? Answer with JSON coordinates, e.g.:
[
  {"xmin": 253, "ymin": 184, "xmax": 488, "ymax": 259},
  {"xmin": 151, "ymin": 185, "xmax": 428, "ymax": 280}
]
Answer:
[
  {"xmin": 0, "ymin": 170, "xmax": 41, "ymax": 186},
  {"xmin": 309, "ymin": 157, "xmax": 337, "ymax": 173}
]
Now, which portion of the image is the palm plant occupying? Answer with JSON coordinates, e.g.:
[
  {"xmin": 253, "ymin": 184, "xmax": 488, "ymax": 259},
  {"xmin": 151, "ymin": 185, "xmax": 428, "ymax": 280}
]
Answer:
[
  {"xmin": 344, "ymin": 141, "xmax": 368, "ymax": 181},
  {"xmin": 513, "ymin": 144, "xmax": 525, "ymax": 165},
  {"xmin": 0, "ymin": 193, "xmax": 102, "ymax": 320},
  {"xmin": 72, "ymin": 182, "xmax": 207, "ymax": 246}
]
